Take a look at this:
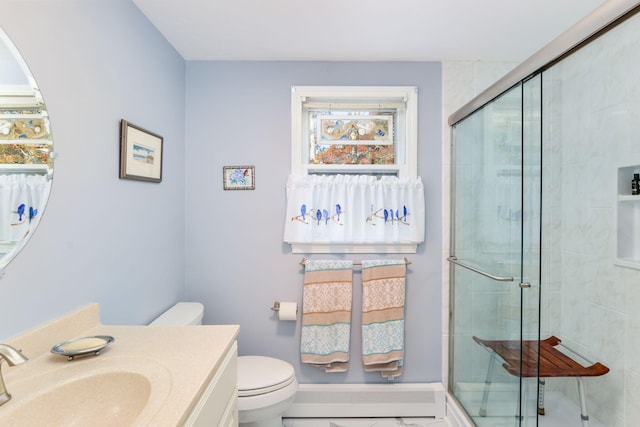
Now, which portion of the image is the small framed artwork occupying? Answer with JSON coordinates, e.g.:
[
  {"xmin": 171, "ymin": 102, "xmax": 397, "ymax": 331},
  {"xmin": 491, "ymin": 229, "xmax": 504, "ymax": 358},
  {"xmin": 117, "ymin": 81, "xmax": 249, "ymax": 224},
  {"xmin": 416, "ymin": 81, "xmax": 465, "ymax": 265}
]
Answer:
[
  {"xmin": 223, "ymin": 165, "xmax": 255, "ymax": 190},
  {"xmin": 120, "ymin": 119, "xmax": 163, "ymax": 183}
]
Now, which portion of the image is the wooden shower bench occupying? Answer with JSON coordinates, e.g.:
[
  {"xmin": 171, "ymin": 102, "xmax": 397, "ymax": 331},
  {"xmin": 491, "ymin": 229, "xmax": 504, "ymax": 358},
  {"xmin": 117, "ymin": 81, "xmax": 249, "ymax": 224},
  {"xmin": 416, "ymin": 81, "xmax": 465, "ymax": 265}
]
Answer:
[{"xmin": 473, "ymin": 336, "xmax": 609, "ymax": 427}]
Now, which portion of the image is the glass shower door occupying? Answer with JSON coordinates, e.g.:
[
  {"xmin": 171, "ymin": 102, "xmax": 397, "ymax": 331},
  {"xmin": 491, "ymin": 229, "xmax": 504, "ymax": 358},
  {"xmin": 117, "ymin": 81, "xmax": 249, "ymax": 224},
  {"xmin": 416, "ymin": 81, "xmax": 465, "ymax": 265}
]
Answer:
[{"xmin": 449, "ymin": 78, "xmax": 541, "ymax": 427}]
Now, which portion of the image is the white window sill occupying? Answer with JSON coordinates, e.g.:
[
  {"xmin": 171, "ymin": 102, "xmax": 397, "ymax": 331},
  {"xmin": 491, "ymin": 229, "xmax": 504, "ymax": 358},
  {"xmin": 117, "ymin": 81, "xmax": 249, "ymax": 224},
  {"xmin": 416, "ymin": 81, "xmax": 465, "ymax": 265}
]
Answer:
[{"xmin": 289, "ymin": 242, "xmax": 419, "ymax": 254}]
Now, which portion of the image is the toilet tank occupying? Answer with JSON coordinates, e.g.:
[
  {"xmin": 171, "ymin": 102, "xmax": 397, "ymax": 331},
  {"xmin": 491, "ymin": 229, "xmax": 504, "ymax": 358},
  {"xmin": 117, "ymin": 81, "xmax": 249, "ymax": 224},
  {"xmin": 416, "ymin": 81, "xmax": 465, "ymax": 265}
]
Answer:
[{"xmin": 149, "ymin": 302, "xmax": 204, "ymax": 326}]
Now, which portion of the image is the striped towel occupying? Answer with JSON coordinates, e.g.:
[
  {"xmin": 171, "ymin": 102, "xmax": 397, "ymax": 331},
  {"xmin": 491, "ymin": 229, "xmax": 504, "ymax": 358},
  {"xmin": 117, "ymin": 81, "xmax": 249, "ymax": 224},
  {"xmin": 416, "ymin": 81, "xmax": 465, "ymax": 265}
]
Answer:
[
  {"xmin": 300, "ymin": 259, "xmax": 353, "ymax": 372},
  {"xmin": 361, "ymin": 259, "xmax": 406, "ymax": 379}
]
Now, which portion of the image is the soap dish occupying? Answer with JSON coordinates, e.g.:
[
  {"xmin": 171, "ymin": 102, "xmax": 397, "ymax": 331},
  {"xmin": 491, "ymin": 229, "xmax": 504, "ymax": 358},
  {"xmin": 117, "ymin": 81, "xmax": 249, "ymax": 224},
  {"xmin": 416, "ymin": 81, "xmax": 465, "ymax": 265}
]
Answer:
[{"xmin": 51, "ymin": 335, "xmax": 114, "ymax": 361}]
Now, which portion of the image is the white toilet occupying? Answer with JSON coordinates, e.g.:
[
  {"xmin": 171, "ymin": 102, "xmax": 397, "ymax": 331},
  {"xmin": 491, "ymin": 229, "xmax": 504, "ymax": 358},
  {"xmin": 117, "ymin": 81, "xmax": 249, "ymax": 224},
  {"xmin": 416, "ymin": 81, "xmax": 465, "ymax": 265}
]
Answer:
[{"xmin": 150, "ymin": 302, "xmax": 298, "ymax": 427}]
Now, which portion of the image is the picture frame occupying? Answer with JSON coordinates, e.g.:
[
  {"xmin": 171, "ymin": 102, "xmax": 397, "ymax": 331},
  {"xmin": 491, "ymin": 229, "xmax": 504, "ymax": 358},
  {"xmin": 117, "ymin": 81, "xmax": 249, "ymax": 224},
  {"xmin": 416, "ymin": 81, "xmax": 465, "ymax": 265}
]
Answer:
[
  {"xmin": 119, "ymin": 119, "xmax": 163, "ymax": 183},
  {"xmin": 223, "ymin": 165, "xmax": 255, "ymax": 190}
]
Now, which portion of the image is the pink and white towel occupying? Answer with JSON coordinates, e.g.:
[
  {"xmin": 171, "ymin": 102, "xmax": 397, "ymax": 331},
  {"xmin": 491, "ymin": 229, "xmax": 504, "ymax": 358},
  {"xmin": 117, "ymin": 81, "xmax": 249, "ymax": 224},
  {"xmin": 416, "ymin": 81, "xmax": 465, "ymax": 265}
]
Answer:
[
  {"xmin": 300, "ymin": 259, "xmax": 353, "ymax": 372},
  {"xmin": 361, "ymin": 259, "xmax": 406, "ymax": 379}
]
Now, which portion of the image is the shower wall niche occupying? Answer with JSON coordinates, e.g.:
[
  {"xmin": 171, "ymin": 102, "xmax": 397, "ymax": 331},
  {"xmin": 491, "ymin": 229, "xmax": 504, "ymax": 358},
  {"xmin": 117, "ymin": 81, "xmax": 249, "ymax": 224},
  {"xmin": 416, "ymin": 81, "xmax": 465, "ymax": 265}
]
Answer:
[{"xmin": 616, "ymin": 165, "xmax": 640, "ymax": 269}]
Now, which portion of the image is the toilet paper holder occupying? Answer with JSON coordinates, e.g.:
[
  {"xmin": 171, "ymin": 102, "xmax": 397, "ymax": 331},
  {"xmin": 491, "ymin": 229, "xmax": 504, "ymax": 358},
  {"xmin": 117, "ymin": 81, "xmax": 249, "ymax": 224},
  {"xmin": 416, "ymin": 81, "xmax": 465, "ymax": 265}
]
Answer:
[
  {"xmin": 271, "ymin": 301, "xmax": 298, "ymax": 321},
  {"xmin": 271, "ymin": 301, "xmax": 297, "ymax": 313}
]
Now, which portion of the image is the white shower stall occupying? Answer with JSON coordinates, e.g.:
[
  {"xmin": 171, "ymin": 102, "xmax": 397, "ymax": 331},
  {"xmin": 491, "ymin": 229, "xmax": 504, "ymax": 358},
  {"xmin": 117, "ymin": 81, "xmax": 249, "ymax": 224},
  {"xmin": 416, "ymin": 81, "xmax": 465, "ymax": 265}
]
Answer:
[{"xmin": 447, "ymin": 2, "xmax": 640, "ymax": 426}]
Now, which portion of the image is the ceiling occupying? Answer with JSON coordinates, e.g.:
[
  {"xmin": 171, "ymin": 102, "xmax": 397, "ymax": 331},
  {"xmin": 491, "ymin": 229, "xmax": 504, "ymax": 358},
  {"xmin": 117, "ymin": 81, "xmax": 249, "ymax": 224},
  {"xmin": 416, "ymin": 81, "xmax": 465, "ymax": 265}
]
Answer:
[{"xmin": 132, "ymin": 0, "xmax": 608, "ymax": 62}]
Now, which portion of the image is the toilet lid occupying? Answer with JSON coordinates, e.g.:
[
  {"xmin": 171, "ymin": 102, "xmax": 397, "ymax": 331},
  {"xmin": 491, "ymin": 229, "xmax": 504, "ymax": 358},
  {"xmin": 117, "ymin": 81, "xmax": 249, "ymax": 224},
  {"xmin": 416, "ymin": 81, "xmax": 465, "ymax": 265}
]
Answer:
[{"xmin": 237, "ymin": 356, "xmax": 296, "ymax": 397}]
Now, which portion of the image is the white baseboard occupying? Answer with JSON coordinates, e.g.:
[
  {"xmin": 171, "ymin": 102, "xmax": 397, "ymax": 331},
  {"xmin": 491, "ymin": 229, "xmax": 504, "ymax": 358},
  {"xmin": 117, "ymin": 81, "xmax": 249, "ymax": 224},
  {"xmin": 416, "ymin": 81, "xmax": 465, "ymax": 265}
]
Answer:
[{"xmin": 283, "ymin": 383, "xmax": 446, "ymax": 418}]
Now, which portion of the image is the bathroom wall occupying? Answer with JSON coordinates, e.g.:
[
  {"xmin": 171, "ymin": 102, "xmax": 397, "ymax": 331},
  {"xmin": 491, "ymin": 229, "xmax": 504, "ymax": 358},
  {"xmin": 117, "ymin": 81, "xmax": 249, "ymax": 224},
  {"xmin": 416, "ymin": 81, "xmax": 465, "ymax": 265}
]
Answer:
[
  {"xmin": 0, "ymin": 0, "xmax": 187, "ymax": 339},
  {"xmin": 541, "ymin": 12, "xmax": 640, "ymax": 426},
  {"xmin": 0, "ymin": 1, "xmax": 446, "ymax": 386},
  {"xmin": 184, "ymin": 61, "xmax": 443, "ymax": 384}
]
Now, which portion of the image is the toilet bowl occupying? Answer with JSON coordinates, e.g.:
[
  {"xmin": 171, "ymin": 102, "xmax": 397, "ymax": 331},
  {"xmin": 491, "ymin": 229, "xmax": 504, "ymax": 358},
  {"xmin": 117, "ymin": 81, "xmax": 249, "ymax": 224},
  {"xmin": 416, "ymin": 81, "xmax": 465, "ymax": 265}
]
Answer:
[
  {"xmin": 150, "ymin": 302, "xmax": 298, "ymax": 427},
  {"xmin": 237, "ymin": 355, "xmax": 298, "ymax": 427}
]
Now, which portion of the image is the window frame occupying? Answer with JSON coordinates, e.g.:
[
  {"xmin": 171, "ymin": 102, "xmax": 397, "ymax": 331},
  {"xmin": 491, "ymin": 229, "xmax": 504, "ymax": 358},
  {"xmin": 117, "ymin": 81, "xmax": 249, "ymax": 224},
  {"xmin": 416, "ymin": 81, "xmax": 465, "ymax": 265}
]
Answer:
[{"xmin": 291, "ymin": 86, "xmax": 418, "ymax": 179}]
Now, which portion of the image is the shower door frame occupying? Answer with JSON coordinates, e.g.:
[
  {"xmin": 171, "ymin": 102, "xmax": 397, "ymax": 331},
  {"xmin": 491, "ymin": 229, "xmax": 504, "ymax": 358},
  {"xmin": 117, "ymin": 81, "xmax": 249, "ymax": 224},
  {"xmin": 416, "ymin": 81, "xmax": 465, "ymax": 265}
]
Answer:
[{"xmin": 447, "ymin": 76, "xmax": 543, "ymax": 426}]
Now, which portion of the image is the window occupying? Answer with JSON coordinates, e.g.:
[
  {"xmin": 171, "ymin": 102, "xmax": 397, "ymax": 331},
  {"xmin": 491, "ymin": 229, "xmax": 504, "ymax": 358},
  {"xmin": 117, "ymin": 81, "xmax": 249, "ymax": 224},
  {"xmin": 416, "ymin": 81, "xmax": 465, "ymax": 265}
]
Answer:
[
  {"xmin": 291, "ymin": 86, "xmax": 418, "ymax": 179},
  {"xmin": 286, "ymin": 86, "xmax": 424, "ymax": 254}
]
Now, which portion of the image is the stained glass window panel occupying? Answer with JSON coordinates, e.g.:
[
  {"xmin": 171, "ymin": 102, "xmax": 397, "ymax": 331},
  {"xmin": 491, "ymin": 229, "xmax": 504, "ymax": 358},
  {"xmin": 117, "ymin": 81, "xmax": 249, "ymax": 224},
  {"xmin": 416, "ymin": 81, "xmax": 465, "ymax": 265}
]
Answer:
[
  {"xmin": 0, "ymin": 117, "xmax": 49, "ymax": 140},
  {"xmin": 0, "ymin": 143, "xmax": 50, "ymax": 164},
  {"xmin": 317, "ymin": 115, "xmax": 393, "ymax": 144},
  {"xmin": 309, "ymin": 110, "xmax": 396, "ymax": 166}
]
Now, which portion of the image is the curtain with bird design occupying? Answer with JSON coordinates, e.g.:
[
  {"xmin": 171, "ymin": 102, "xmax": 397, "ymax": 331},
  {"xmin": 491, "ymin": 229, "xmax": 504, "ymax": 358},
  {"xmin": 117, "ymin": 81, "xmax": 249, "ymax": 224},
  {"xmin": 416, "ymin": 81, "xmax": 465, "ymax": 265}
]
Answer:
[{"xmin": 284, "ymin": 174, "xmax": 424, "ymax": 246}]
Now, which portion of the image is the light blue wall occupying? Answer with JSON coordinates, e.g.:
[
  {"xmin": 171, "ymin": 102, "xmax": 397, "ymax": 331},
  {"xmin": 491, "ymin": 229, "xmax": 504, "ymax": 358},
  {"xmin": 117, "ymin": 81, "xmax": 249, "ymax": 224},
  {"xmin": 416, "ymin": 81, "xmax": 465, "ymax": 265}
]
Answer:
[
  {"xmin": 0, "ymin": 2, "xmax": 444, "ymax": 385},
  {"xmin": 184, "ymin": 62, "xmax": 443, "ymax": 383},
  {"xmin": 0, "ymin": 0, "xmax": 186, "ymax": 339}
]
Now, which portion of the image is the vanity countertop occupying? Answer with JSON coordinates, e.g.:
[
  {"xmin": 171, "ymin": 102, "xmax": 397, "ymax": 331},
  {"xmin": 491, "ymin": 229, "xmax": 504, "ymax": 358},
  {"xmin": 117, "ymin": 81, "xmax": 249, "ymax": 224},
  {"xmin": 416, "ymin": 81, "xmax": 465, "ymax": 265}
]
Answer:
[{"xmin": 1, "ymin": 304, "xmax": 240, "ymax": 426}]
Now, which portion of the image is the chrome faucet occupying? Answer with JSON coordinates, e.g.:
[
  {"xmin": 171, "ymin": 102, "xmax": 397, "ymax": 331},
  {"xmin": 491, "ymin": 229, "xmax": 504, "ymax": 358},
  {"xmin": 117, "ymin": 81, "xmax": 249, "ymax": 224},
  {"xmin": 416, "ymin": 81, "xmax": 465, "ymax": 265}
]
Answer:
[{"xmin": 0, "ymin": 344, "xmax": 28, "ymax": 406}]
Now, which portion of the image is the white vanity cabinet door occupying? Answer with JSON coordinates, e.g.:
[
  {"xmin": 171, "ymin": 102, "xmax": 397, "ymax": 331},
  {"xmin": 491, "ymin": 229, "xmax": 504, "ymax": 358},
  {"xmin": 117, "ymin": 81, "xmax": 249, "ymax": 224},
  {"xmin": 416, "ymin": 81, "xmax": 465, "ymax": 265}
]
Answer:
[
  {"xmin": 184, "ymin": 341, "xmax": 238, "ymax": 427},
  {"xmin": 218, "ymin": 395, "xmax": 238, "ymax": 427}
]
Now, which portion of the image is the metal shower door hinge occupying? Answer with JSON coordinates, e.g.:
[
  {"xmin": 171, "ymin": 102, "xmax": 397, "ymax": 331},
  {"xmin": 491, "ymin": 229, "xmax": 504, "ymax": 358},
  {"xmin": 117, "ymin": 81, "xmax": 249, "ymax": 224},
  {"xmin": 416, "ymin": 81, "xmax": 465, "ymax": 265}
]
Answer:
[{"xmin": 519, "ymin": 282, "xmax": 531, "ymax": 288}]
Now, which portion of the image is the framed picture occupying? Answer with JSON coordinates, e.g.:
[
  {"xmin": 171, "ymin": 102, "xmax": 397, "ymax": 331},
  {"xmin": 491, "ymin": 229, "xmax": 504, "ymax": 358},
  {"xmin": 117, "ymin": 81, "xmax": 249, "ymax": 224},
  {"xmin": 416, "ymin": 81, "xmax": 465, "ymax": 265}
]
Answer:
[
  {"xmin": 120, "ymin": 119, "xmax": 163, "ymax": 183},
  {"xmin": 223, "ymin": 165, "xmax": 255, "ymax": 190}
]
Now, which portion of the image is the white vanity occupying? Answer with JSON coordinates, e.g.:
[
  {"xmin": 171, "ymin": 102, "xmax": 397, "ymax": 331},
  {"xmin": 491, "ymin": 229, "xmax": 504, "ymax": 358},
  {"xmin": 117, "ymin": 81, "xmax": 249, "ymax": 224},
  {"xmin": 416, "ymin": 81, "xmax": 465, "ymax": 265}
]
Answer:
[{"xmin": 0, "ymin": 304, "xmax": 239, "ymax": 426}]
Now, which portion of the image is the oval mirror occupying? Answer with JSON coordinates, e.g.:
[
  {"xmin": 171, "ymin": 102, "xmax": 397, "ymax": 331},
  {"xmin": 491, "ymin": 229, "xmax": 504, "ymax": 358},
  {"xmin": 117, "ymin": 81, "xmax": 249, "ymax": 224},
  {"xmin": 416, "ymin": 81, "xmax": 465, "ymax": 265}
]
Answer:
[{"xmin": 0, "ymin": 27, "xmax": 54, "ymax": 270}]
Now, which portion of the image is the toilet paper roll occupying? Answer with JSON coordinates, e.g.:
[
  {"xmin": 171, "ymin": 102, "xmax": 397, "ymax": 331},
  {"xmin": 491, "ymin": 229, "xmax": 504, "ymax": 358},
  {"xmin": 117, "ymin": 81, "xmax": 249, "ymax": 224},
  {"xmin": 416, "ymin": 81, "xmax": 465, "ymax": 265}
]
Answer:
[{"xmin": 278, "ymin": 302, "xmax": 298, "ymax": 321}]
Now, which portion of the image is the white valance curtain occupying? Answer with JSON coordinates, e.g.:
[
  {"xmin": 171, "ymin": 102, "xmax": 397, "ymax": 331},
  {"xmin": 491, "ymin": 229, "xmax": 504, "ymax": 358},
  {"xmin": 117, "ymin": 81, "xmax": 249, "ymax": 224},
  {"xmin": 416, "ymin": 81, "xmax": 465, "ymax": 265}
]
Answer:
[
  {"xmin": 283, "ymin": 174, "xmax": 425, "ymax": 246},
  {"xmin": 0, "ymin": 174, "xmax": 50, "ymax": 243}
]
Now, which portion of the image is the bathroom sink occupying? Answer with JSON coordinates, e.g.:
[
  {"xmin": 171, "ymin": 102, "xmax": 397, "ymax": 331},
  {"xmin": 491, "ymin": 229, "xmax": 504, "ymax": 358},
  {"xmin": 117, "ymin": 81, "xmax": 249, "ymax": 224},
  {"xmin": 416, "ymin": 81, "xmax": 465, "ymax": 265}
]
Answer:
[
  {"xmin": 0, "ymin": 357, "xmax": 172, "ymax": 427},
  {"xmin": 5, "ymin": 372, "xmax": 149, "ymax": 425}
]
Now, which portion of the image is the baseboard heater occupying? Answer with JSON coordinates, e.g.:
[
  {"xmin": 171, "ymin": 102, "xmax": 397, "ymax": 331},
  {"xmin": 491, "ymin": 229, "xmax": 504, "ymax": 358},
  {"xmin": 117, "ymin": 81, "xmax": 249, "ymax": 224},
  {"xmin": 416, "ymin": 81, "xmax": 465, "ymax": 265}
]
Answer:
[{"xmin": 283, "ymin": 383, "xmax": 446, "ymax": 418}]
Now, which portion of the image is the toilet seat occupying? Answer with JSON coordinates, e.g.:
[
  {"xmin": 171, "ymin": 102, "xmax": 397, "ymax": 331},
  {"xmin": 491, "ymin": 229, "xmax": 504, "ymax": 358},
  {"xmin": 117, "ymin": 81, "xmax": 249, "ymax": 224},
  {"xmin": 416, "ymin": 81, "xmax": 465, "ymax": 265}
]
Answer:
[{"xmin": 238, "ymin": 356, "xmax": 296, "ymax": 397}]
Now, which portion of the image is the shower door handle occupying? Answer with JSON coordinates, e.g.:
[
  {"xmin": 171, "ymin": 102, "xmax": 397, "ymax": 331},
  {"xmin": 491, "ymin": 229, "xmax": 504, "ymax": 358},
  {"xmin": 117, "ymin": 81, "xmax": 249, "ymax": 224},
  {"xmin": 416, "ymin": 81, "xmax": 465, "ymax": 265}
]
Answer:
[{"xmin": 447, "ymin": 256, "xmax": 514, "ymax": 282}]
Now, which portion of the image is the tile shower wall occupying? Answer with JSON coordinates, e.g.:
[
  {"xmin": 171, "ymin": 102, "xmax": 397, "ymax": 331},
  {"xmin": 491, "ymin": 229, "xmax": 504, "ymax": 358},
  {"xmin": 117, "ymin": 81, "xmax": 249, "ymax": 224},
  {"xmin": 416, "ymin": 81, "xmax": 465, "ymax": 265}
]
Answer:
[{"xmin": 540, "ymin": 12, "xmax": 640, "ymax": 427}]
